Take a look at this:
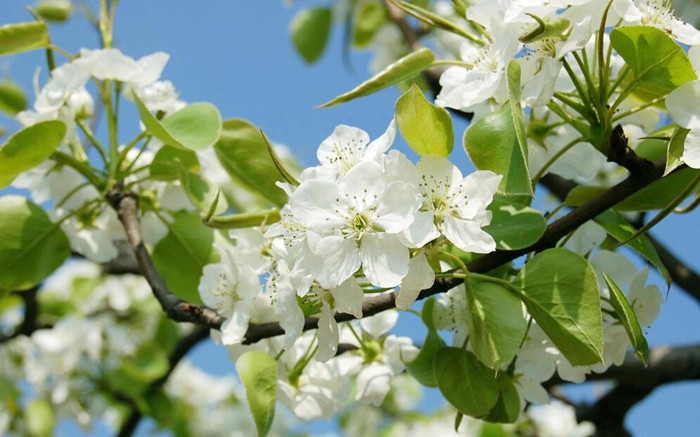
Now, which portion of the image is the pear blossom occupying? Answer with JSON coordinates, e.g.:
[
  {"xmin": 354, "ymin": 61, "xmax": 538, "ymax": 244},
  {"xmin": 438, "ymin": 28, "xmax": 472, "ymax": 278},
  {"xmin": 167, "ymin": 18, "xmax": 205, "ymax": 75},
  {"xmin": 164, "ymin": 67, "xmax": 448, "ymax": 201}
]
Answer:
[
  {"xmin": 312, "ymin": 119, "xmax": 395, "ymax": 179},
  {"xmin": 289, "ymin": 159, "xmax": 422, "ymax": 288},
  {"xmin": 528, "ymin": 401, "xmax": 595, "ymax": 437},
  {"xmin": 198, "ymin": 241, "xmax": 262, "ymax": 345},
  {"xmin": 402, "ymin": 156, "xmax": 501, "ymax": 254}
]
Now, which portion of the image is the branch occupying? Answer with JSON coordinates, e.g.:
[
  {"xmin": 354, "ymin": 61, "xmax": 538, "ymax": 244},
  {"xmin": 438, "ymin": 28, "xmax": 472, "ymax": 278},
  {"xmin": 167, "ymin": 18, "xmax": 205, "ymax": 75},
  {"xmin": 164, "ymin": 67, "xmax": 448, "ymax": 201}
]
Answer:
[
  {"xmin": 0, "ymin": 286, "xmax": 51, "ymax": 344},
  {"xmin": 545, "ymin": 344, "xmax": 700, "ymax": 436},
  {"xmin": 107, "ymin": 186, "xmax": 223, "ymax": 330}
]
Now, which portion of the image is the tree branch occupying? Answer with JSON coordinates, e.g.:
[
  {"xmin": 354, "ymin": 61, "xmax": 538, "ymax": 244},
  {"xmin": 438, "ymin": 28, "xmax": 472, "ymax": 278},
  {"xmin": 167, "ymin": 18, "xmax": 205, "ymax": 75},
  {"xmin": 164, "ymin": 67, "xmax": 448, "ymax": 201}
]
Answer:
[
  {"xmin": 107, "ymin": 185, "xmax": 223, "ymax": 330},
  {"xmin": 545, "ymin": 344, "xmax": 700, "ymax": 436}
]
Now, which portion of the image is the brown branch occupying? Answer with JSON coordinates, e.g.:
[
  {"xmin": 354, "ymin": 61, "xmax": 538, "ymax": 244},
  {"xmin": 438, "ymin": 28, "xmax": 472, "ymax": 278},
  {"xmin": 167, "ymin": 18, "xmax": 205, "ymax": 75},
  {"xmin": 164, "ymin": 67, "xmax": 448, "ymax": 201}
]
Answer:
[
  {"xmin": 107, "ymin": 185, "xmax": 223, "ymax": 330},
  {"xmin": 544, "ymin": 344, "xmax": 700, "ymax": 436}
]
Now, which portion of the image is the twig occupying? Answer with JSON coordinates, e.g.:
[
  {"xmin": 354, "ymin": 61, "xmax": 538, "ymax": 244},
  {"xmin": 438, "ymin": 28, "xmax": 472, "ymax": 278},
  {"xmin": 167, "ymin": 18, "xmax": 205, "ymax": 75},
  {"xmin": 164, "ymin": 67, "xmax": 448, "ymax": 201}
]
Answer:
[{"xmin": 107, "ymin": 185, "xmax": 223, "ymax": 330}]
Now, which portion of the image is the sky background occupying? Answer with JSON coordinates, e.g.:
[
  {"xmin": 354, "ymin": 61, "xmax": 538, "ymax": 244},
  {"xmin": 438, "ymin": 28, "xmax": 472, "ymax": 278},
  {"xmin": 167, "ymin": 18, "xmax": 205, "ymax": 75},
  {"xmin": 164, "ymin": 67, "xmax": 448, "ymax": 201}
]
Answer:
[{"xmin": 2, "ymin": 1, "xmax": 699, "ymax": 436}]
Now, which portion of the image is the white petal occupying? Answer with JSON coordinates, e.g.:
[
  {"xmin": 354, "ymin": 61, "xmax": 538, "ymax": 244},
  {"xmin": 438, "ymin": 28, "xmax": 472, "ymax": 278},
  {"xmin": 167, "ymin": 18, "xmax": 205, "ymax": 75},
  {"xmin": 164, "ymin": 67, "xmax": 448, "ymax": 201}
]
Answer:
[
  {"xmin": 316, "ymin": 124, "xmax": 370, "ymax": 173},
  {"xmin": 374, "ymin": 181, "xmax": 422, "ymax": 233},
  {"xmin": 354, "ymin": 363, "xmax": 393, "ymax": 406},
  {"xmin": 682, "ymin": 129, "xmax": 700, "ymax": 169},
  {"xmin": 290, "ymin": 179, "xmax": 344, "ymax": 231},
  {"xmin": 316, "ymin": 302, "xmax": 339, "ymax": 362},
  {"xmin": 331, "ymin": 278, "xmax": 364, "ymax": 319},
  {"xmin": 396, "ymin": 254, "xmax": 435, "ymax": 310},
  {"xmin": 398, "ymin": 210, "xmax": 440, "ymax": 248},
  {"xmin": 442, "ymin": 214, "xmax": 497, "ymax": 253},
  {"xmin": 366, "ymin": 119, "xmax": 396, "ymax": 157},
  {"xmin": 220, "ymin": 304, "xmax": 251, "ymax": 345},
  {"xmin": 312, "ymin": 235, "xmax": 361, "ymax": 289},
  {"xmin": 360, "ymin": 233, "xmax": 409, "ymax": 288},
  {"xmin": 667, "ymin": 81, "xmax": 700, "ymax": 129},
  {"xmin": 360, "ymin": 311, "xmax": 398, "ymax": 338}
]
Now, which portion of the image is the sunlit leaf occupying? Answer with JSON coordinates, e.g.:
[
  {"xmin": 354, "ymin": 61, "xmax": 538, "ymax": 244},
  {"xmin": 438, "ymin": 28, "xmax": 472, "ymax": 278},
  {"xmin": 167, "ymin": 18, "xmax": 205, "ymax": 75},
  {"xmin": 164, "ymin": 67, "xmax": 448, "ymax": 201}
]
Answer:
[
  {"xmin": 603, "ymin": 274, "xmax": 649, "ymax": 366},
  {"xmin": 466, "ymin": 278, "xmax": 527, "ymax": 369},
  {"xmin": 0, "ymin": 120, "xmax": 66, "ymax": 188},
  {"xmin": 515, "ymin": 248, "xmax": 604, "ymax": 366},
  {"xmin": 610, "ymin": 26, "xmax": 697, "ymax": 100},
  {"xmin": 134, "ymin": 94, "xmax": 222, "ymax": 151},
  {"xmin": 0, "ymin": 22, "xmax": 49, "ymax": 55},
  {"xmin": 352, "ymin": 2, "xmax": 386, "ymax": 48},
  {"xmin": 214, "ymin": 119, "xmax": 288, "ymax": 206},
  {"xmin": 395, "ymin": 83, "xmax": 453, "ymax": 157},
  {"xmin": 320, "ymin": 48, "xmax": 434, "ymax": 107},
  {"xmin": 0, "ymin": 196, "xmax": 70, "ymax": 291},
  {"xmin": 237, "ymin": 351, "xmax": 277, "ymax": 437}
]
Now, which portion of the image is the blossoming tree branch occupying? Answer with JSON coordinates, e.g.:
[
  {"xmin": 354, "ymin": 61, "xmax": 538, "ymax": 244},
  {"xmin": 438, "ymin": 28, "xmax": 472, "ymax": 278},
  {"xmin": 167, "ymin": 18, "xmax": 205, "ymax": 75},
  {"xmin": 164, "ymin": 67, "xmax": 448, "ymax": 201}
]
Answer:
[{"xmin": 1, "ymin": 0, "xmax": 700, "ymax": 436}]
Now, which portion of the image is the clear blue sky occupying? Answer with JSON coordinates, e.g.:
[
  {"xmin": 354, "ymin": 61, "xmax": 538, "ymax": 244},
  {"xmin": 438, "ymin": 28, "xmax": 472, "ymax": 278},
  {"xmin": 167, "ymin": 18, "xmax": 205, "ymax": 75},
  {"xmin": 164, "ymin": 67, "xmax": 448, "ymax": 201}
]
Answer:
[{"xmin": 2, "ymin": 2, "xmax": 699, "ymax": 436}]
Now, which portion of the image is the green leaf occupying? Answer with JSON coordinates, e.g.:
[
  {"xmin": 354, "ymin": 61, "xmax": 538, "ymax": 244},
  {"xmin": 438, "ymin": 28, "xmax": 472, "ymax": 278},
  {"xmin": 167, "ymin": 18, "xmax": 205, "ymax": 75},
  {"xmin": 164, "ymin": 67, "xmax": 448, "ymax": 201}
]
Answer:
[
  {"xmin": 0, "ymin": 120, "xmax": 66, "ymax": 188},
  {"xmin": 466, "ymin": 278, "xmax": 527, "ymax": 369},
  {"xmin": 122, "ymin": 345, "xmax": 169, "ymax": 382},
  {"xmin": 603, "ymin": 274, "xmax": 649, "ymax": 366},
  {"xmin": 405, "ymin": 328, "xmax": 446, "ymax": 387},
  {"xmin": 214, "ymin": 119, "xmax": 288, "ymax": 206},
  {"xmin": 515, "ymin": 248, "xmax": 604, "ymax": 366},
  {"xmin": 237, "ymin": 351, "xmax": 277, "ymax": 437},
  {"xmin": 290, "ymin": 7, "xmax": 332, "ymax": 63},
  {"xmin": 482, "ymin": 372, "xmax": 521, "ymax": 424},
  {"xmin": 203, "ymin": 209, "xmax": 281, "ymax": 229},
  {"xmin": 150, "ymin": 145, "xmax": 200, "ymax": 182},
  {"xmin": 151, "ymin": 210, "xmax": 217, "ymax": 303},
  {"xmin": 395, "ymin": 83, "xmax": 453, "ymax": 157},
  {"xmin": 134, "ymin": 94, "xmax": 222, "ymax": 151},
  {"xmin": 484, "ymin": 194, "xmax": 546, "ymax": 250},
  {"xmin": 0, "ymin": 22, "xmax": 49, "ymax": 55},
  {"xmin": 464, "ymin": 97, "xmax": 533, "ymax": 199},
  {"xmin": 35, "ymin": 0, "xmax": 74, "ymax": 23},
  {"xmin": 594, "ymin": 210, "xmax": 671, "ymax": 287},
  {"xmin": 0, "ymin": 80, "xmax": 27, "ymax": 115},
  {"xmin": 667, "ymin": 126, "xmax": 688, "ymax": 175},
  {"xmin": 434, "ymin": 348, "xmax": 500, "ymax": 418},
  {"xmin": 0, "ymin": 196, "xmax": 70, "ymax": 291},
  {"xmin": 320, "ymin": 48, "xmax": 434, "ymax": 107},
  {"xmin": 610, "ymin": 26, "xmax": 697, "ymax": 100},
  {"xmin": 421, "ymin": 296, "xmax": 437, "ymax": 329},
  {"xmin": 353, "ymin": 2, "xmax": 386, "ymax": 48},
  {"xmin": 25, "ymin": 398, "xmax": 55, "ymax": 437}
]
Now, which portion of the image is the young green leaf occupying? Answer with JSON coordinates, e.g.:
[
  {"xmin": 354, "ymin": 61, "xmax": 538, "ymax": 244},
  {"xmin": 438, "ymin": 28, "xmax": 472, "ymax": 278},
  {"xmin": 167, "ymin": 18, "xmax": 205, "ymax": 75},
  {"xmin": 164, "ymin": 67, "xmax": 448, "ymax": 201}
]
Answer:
[
  {"xmin": 610, "ymin": 26, "xmax": 697, "ymax": 100},
  {"xmin": 482, "ymin": 372, "xmax": 521, "ymax": 424},
  {"xmin": 0, "ymin": 80, "xmax": 27, "ymax": 115},
  {"xmin": 666, "ymin": 126, "xmax": 689, "ymax": 176},
  {"xmin": 289, "ymin": 7, "xmax": 332, "ymax": 63},
  {"xmin": 405, "ymin": 328, "xmax": 447, "ymax": 387},
  {"xmin": 203, "ymin": 209, "xmax": 281, "ymax": 229},
  {"xmin": 214, "ymin": 119, "xmax": 289, "ymax": 207},
  {"xmin": 35, "ymin": 0, "xmax": 74, "ymax": 23},
  {"xmin": 515, "ymin": 248, "xmax": 604, "ymax": 366},
  {"xmin": 466, "ymin": 278, "xmax": 527, "ymax": 369},
  {"xmin": 134, "ymin": 93, "xmax": 222, "ymax": 151},
  {"xmin": 352, "ymin": 2, "xmax": 386, "ymax": 48},
  {"xmin": 0, "ymin": 120, "xmax": 66, "ymax": 189},
  {"xmin": 395, "ymin": 83, "xmax": 453, "ymax": 157},
  {"xmin": 483, "ymin": 195, "xmax": 546, "ymax": 250},
  {"xmin": 464, "ymin": 63, "xmax": 533, "ymax": 201},
  {"xmin": 603, "ymin": 274, "xmax": 650, "ymax": 366},
  {"xmin": 0, "ymin": 22, "xmax": 49, "ymax": 55},
  {"xmin": 0, "ymin": 195, "xmax": 70, "ymax": 291},
  {"xmin": 320, "ymin": 48, "xmax": 434, "ymax": 107},
  {"xmin": 237, "ymin": 351, "xmax": 278, "ymax": 437},
  {"xmin": 594, "ymin": 210, "xmax": 671, "ymax": 287},
  {"xmin": 434, "ymin": 347, "xmax": 500, "ymax": 418},
  {"xmin": 151, "ymin": 210, "xmax": 218, "ymax": 303}
]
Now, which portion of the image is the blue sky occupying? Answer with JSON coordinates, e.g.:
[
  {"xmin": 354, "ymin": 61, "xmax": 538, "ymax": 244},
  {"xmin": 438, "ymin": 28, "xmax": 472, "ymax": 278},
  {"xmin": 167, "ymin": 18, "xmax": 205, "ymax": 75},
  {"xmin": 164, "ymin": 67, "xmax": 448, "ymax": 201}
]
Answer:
[{"xmin": 2, "ymin": 2, "xmax": 699, "ymax": 436}]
